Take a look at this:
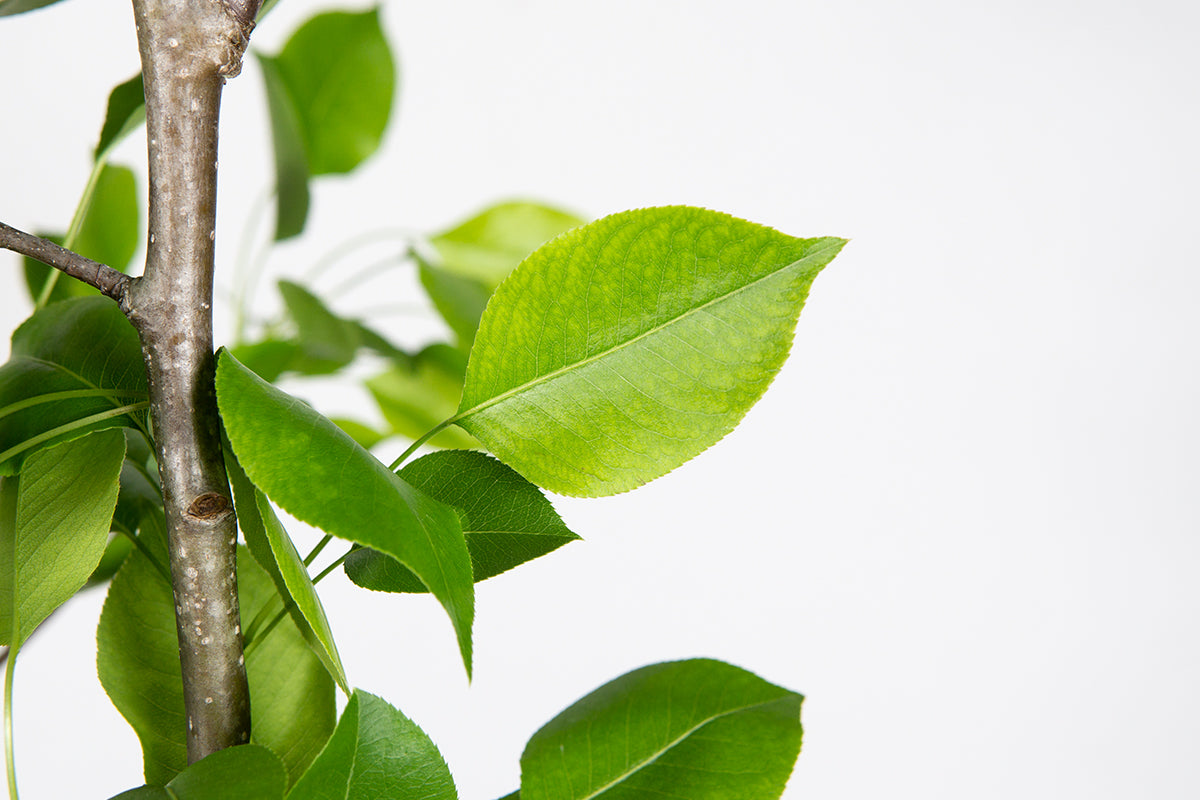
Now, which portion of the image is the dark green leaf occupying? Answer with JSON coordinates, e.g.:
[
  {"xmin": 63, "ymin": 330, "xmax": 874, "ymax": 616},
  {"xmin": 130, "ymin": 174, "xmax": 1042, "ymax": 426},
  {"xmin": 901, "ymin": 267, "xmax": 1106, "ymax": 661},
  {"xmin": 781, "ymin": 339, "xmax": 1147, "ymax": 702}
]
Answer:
[
  {"xmin": 0, "ymin": 0, "xmax": 64, "ymax": 16},
  {"xmin": 287, "ymin": 690, "xmax": 456, "ymax": 800},
  {"xmin": 455, "ymin": 206, "xmax": 846, "ymax": 496},
  {"xmin": 520, "ymin": 659, "xmax": 803, "ymax": 800},
  {"xmin": 345, "ymin": 450, "xmax": 579, "ymax": 593},
  {"xmin": 109, "ymin": 745, "xmax": 287, "ymax": 800},
  {"xmin": 0, "ymin": 429, "xmax": 124, "ymax": 648},
  {"xmin": 24, "ymin": 164, "xmax": 140, "ymax": 304},
  {"xmin": 85, "ymin": 533, "xmax": 134, "ymax": 587},
  {"xmin": 278, "ymin": 280, "xmax": 360, "ymax": 370},
  {"xmin": 367, "ymin": 344, "xmax": 476, "ymax": 450},
  {"xmin": 99, "ymin": 531, "xmax": 336, "ymax": 786},
  {"xmin": 216, "ymin": 350, "xmax": 474, "ymax": 676},
  {"xmin": 95, "ymin": 73, "xmax": 146, "ymax": 162},
  {"xmin": 258, "ymin": 54, "xmax": 311, "ymax": 241},
  {"xmin": 272, "ymin": 8, "xmax": 395, "ymax": 176},
  {"xmin": 226, "ymin": 443, "xmax": 348, "ymax": 692},
  {"xmin": 0, "ymin": 297, "xmax": 148, "ymax": 474}
]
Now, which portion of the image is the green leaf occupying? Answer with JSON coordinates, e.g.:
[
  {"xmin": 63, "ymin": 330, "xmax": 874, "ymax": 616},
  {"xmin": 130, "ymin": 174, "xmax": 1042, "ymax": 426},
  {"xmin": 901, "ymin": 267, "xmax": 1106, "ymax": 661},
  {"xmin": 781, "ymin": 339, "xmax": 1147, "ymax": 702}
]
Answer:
[
  {"xmin": 23, "ymin": 164, "xmax": 140, "ymax": 304},
  {"xmin": 0, "ymin": 296, "xmax": 148, "ymax": 474},
  {"xmin": 455, "ymin": 206, "xmax": 846, "ymax": 497},
  {"xmin": 427, "ymin": 201, "xmax": 586, "ymax": 288},
  {"xmin": 287, "ymin": 690, "xmax": 457, "ymax": 800},
  {"xmin": 0, "ymin": 429, "xmax": 124, "ymax": 648},
  {"xmin": 216, "ymin": 349, "xmax": 475, "ymax": 676},
  {"xmin": 109, "ymin": 745, "xmax": 287, "ymax": 800},
  {"xmin": 95, "ymin": 73, "xmax": 146, "ymax": 162},
  {"xmin": 98, "ymin": 531, "xmax": 336, "ymax": 785},
  {"xmin": 420, "ymin": 202, "xmax": 585, "ymax": 349},
  {"xmin": 520, "ymin": 659, "xmax": 803, "ymax": 800},
  {"xmin": 345, "ymin": 450, "xmax": 579, "ymax": 593},
  {"xmin": 278, "ymin": 280, "xmax": 361, "ymax": 371},
  {"xmin": 271, "ymin": 8, "xmax": 395, "ymax": 176},
  {"xmin": 0, "ymin": 0, "xmax": 64, "ymax": 16},
  {"xmin": 86, "ymin": 533, "xmax": 134, "ymax": 587},
  {"xmin": 330, "ymin": 418, "xmax": 386, "ymax": 450},
  {"xmin": 228, "ymin": 338, "xmax": 304, "ymax": 384},
  {"xmin": 366, "ymin": 344, "xmax": 476, "ymax": 450},
  {"xmin": 226, "ymin": 443, "xmax": 348, "ymax": 692},
  {"xmin": 258, "ymin": 53, "xmax": 311, "ymax": 241}
]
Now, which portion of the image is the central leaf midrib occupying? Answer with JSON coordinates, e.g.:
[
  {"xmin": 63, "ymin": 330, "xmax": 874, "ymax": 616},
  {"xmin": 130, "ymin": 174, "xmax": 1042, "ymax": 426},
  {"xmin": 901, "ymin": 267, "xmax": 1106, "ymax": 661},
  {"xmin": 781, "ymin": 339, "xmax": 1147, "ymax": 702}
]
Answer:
[
  {"xmin": 455, "ymin": 239, "xmax": 838, "ymax": 426},
  {"xmin": 572, "ymin": 696, "xmax": 786, "ymax": 800}
]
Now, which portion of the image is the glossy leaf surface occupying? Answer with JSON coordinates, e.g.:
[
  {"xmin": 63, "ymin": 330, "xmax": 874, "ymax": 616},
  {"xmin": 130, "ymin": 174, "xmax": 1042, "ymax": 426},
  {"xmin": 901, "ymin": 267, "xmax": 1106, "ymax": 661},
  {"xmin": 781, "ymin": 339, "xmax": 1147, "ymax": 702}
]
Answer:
[
  {"xmin": 0, "ymin": 297, "xmax": 147, "ymax": 474},
  {"xmin": 227, "ymin": 446, "xmax": 348, "ymax": 692},
  {"xmin": 346, "ymin": 450, "xmax": 578, "ymax": 593},
  {"xmin": 272, "ymin": 8, "xmax": 394, "ymax": 176},
  {"xmin": 456, "ymin": 206, "xmax": 846, "ymax": 496},
  {"xmin": 23, "ymin": 164, "xmax": 140, "ymax": 304},
  {"xmin": 216, "ymin": 350, "xmax": 475, "ymax": 675},
  {"xmin": 366, "ymin": 344, "xmax": 476, "ymax": 449},
  {"xmin": 0, "ymin": 430, "xmax": 124, "ymax": 648},
  {"xmin": 287, "ymin": 690, "xmax": 457, "ymax": 800},
  {"xmin": 520, "ymin": 659, "xmax": 803, "ymax": 800},
  {"xmin": 109, "ymin": 745, "xmax": 286, "ymax": 800},
  {"xmin": 99, "ymin": 529, "xmax": 335, "ymax": 785}
]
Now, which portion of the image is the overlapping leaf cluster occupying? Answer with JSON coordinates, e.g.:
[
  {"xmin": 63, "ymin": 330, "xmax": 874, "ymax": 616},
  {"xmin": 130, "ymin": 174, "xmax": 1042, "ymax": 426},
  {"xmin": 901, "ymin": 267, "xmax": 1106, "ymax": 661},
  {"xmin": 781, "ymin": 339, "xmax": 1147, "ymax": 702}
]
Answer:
[{"xmin": 0, "ymin": 5, "xmax": 843, "ymax": 799}]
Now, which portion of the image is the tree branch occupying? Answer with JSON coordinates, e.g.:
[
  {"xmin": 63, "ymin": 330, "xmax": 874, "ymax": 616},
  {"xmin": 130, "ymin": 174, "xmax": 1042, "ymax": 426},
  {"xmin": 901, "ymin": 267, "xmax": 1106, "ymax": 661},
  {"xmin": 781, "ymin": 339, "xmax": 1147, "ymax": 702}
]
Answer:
[
  {"xmin": 0, "ymin": 221, "xmax": 130, "ymax": 308},
  {"xmin": 125, "ymin": 0, "xmax": 257, "ymax": 763}
]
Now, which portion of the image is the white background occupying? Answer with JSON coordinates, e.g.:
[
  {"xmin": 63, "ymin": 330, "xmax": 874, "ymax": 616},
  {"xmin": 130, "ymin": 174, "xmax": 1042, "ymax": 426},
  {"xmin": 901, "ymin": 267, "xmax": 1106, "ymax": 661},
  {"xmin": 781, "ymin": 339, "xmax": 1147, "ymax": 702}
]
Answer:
[{"xmin": 2, "ymin": 0, "xmax": 1199, "ymax": 798}]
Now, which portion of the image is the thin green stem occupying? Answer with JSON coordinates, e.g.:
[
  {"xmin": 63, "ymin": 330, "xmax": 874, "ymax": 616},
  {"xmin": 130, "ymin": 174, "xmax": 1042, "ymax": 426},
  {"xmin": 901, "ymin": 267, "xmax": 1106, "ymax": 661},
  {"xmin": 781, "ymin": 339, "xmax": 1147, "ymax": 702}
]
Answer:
[
  {"xmin": 302, "ymin": 228, "xmax": 416, "ymax": 283},
  {"xmin": 388, "ymin": 418, "xmax": 456, "ymax": 471},
  {"xmin": 325, "ymin": 252, "xmax": 411, "ymax": 300},
  {"xmin": 245, "ymin": 550, "xmax": 348, "ymax": 654},
  {"xmin": 0, "ymin": 389, "xmax": 148, "ymax": 421},
  {"xmin": 4, "ymin": 641, "xmax": 18, "ymax": 800},
  {"xmin": 304, "ymin": 534, "xmax": 333, "ymax": 567},
  {"xmin": 0, "ymin": 401, "xmax": 150, "ymax": 466},
  {"xmin": 34, "ymin": 155, "xmax": 109, "ymax": 309},
  {"xmin": 311, "ymin": 552, "xmax": 347, "ymax": 585}
]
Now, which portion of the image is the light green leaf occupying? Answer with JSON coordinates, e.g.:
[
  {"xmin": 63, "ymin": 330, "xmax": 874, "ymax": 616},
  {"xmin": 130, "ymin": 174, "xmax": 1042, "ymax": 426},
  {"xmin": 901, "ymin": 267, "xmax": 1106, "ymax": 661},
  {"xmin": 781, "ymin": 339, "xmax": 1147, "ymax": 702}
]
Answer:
[
  {"xmin": 287, "ymin": 690, "xmax": 457, "ymax": 800},
  {"xmin": 278, "ymin": 279, "xmax": 360, "ymax": 371},
  {"xmin": 330, "ymin": 418, "xmax": 386, "ymax": 450},
  {"xmin": 23, "ymin": 164, "xmax": 140, "ymax": 304},
  {"xmin": 258, "ymin": 53, "xmax": 311, "ymax": 241},
  {"xmin": 455, "ymin": 206, "xmax": 846, "ymax": 497},
  {"xmin": 226, "ymin": 445, "xmax": 348, "ymax": 692},
  {"xmin": 520, "ymin": 659, "xmax": 803, "ymax": 800},
  {"xmin": 0, "ymin": 429, "xmax": 124, "ymax": 648},
  {"xmin": 109, "ymin": 745, "xmax": 287, "ymax": 800},
  {"xmin": 421, "ymin": 201, "xmax": 585, "ymax": 348},
  {"xmin": 0, "ymin": 0, "xmax": 64, "ymax": 16},
  {"xmin": 0, "ymin": 296, "xmax": 148, "ymax": 475},
  {"xmin": 345, "ymin": 450, "xmax": 579, "ymax": 593},
  {"xmin": 272, "ymin": 8, "xmax": 395, "ymax": 176},
  {"xmin": 366, "ymin": 344, "xmax": 477, "ymax": 450},
  {"xmin": 98, "ymin": 531, "xmax": 336, "ymax": 786},
  {"xmin": 216, "ymin": 349, "xmax": 475, "ymax": 676},
  {"xmin": 228, "ymin": 338, "xmax": 304, "ymax": 384},
  {"xmin": 427, "ymin": 201, "xmax": 586, "ymax": 287},
  {"xmin": 95, "ymin": 73, "xmax": 146, "ymax": 162}
]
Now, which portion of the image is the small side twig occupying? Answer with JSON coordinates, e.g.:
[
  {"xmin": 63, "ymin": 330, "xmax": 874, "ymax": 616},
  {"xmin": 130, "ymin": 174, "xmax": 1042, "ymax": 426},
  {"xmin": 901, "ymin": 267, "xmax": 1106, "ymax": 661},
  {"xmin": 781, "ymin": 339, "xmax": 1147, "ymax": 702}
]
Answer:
[{"xmin": 0, "ymin": 221, "xmax": 131, "ymax": 309}]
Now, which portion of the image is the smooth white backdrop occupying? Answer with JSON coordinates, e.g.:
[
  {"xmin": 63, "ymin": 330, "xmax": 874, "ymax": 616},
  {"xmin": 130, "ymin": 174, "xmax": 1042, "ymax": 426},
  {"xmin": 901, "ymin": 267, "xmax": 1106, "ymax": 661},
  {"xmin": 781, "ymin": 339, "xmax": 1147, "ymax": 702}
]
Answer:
[{"xmin": 2, "ymin": 0, "xmax": 1198, "ymax": 798}]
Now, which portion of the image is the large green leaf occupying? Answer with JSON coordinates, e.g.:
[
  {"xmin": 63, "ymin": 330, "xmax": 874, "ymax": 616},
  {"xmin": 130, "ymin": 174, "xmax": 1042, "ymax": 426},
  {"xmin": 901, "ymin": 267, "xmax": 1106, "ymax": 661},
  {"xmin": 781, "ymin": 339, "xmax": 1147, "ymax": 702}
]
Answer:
[
  {"xmin": 454, "ymin": 206, "xmax": 846, "ymax": 496},
  {"xmin": 345, "ymin": 450, "xmax": 579, "ymax": 593},
  {"xmin": 23, "ymin": 164, "xmax": 140, "ymax": 304},
  {"xmin": 109, "ymin": 745, "xmax": 286, "ymax": 800},
  {"xmin": 366, "ymin": 344, "xmax": 477, "ymax": 450},
  {"xmin": 271, "ymin": 8, "xmax": 395, "ymax": 176},
  {"xmin": 287, "ymin": 690, "xmax": 456, "ymax": 800},
  {"xmin": 216, "ymin": 350, "xmax": 475, "ymax": 676},
  {"xmin": 520, "ymin": 659, "xmax": 803, "ymax": 800},
  {"xmin": 98, "ymin": 529, "xmax": 336, "ymax": 786},
  {"xmin": 0, "ymin": 296, "xmax": 148, "ymax": 475},
  {"xmin": 226, "ymin": 443, "xmax": 348, "ymax": 693},
  {"xmin": 95, "ymin": 73, "xmax": 146, "ymax": 162},
  {"xmin": 258, "ymin": 53, "xmax": 311, "ymax": 241},
  {"xmin": 419, "ymin": 201, "xmax": 585, "ymax": 348},
  {"xmin": 0, "ymin": 429, "xmax": 124, "ymax": 648}
]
